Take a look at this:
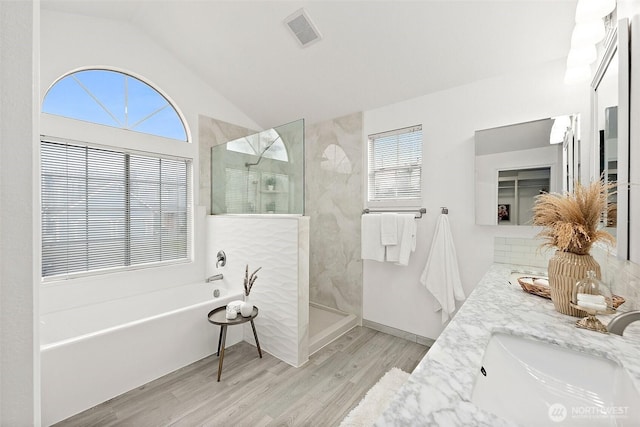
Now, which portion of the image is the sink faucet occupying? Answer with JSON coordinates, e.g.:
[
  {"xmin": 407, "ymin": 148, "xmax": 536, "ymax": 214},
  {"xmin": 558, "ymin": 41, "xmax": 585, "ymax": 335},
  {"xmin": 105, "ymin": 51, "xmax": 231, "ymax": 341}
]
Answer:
[
  {"xmin": 607, "ymin": 310, "xmax": 640, "ymax": 335},
  {"xmin": 206, "ymin": 274, "xmax": 223, "ymax": 283}
]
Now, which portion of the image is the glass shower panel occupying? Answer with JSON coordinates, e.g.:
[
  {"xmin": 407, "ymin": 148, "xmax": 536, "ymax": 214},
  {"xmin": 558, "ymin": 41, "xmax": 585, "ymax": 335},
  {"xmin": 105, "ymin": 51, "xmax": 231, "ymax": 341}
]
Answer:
[{"xmin": 211, "ymin": 119, "xmax": 304, "ymax": 215}]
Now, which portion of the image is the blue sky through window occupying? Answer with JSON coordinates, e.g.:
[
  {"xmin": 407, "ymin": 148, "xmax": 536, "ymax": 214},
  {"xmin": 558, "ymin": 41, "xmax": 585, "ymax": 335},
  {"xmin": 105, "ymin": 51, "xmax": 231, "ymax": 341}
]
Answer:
[{"xmin": 42, "ymin": 69, "xmax": 187, "ymax": 141}]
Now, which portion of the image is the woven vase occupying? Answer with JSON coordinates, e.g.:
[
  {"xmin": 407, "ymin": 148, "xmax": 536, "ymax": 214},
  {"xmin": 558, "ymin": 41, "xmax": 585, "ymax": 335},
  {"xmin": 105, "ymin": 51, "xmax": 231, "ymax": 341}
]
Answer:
[{"xmin": 547, "ymin": 250, "xmax": 601, "ymax": 317}]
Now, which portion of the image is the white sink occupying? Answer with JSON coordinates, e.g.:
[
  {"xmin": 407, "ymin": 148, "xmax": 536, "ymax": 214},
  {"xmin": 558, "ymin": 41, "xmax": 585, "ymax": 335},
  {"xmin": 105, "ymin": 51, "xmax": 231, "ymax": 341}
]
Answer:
[{"xmin": 471, "ymin": 333, "xmax": 640, "ymax": 426}]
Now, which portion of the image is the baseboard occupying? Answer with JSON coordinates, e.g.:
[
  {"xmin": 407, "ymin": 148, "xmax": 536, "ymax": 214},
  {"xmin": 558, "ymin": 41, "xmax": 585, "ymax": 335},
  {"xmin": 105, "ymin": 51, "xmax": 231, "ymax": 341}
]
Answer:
[{"xmin": 362, "ymin": 319, "xmax": 435, "ymax": 347}]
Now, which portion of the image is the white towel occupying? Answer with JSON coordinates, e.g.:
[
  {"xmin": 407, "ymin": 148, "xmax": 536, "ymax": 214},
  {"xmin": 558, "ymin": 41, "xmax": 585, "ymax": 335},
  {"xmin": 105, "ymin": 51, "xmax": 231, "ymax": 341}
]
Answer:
[
  {"xmin": 227, "ymin": 300, "xmax": 244, "ymax": 313},
  {"xmin": 386, "ymin": 214, "xmax": 417, "ymax": 266},
  {"xmin": 361, "ymin": 215, "xmax": 385, "ymax": 261},
  {"xmin": 225, "ymin": 306, "xmax": 238, "ymax": 319},
  {"xmin": 380, "ymin": 213, "xmax": 398, "ymax": 246},
  {"xmin": 420, "ymin": 214, "xmax": 465, "ymax": 324}
]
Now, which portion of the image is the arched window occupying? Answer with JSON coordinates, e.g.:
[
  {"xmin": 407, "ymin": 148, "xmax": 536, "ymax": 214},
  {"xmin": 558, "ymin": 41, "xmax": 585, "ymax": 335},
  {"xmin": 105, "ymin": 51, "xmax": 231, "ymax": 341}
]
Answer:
[
  {"xmin": 41, "ymin": 69, "xmax": 191, "ymax": 279},
  {"xmin": 226, "ymin": 128, "xmax": 289, "ymax": 162},
  {"xmin": 43, "ymin": 69, "xmax": 188, "ymax": 141}
]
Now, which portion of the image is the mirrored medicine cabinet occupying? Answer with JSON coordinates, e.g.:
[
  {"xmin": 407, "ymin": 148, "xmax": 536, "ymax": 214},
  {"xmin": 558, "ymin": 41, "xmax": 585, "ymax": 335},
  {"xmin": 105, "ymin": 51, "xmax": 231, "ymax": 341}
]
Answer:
[
  {"xmin": 473, "ymin": 17, "xmax": 630, "ymax": 260},
  {"xmin": 591, "ymin": 18, "xmax": 630, "ymax": 259}
]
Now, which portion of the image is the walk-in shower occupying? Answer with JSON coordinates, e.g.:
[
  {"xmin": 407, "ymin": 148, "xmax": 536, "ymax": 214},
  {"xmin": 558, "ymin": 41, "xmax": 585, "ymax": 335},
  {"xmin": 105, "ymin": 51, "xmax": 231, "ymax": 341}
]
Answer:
[
  {"xmin": 309, "ymin": 302, "xmax": 358, "ymax": 354},
  {"xmin": 210, "ymin": 118, "xmax": 357, "ymax": 356}
]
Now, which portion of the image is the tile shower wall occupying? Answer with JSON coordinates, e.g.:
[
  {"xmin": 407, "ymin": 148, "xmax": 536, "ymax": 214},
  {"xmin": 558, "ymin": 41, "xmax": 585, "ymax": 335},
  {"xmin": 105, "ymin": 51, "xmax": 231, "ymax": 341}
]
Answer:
[
  {"xmin": 305, "ymin": 112, "xmax": 363, "ymax": 319},
  {"xmin": 206, "ymin": 216, "xmax": 310, "ymax": 367},
  {"xmin": 199, "ymin": 115, "xmax": 256, "ymax": 213},
  {"xmin": 495, "ymin": 237, "xmax": 639, "ymax": 310}
]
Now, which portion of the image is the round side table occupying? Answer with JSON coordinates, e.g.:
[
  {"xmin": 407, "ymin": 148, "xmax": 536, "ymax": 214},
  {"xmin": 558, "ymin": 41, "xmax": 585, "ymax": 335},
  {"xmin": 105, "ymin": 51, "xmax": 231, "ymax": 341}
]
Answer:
[{"xmin": 207, "ymin": 305, "xmax": 262, "ymax": 382}]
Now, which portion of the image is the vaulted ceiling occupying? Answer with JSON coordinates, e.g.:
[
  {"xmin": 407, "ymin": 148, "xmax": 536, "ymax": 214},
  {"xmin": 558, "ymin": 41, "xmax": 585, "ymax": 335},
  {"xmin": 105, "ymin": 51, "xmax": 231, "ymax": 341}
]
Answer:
[{"xmin": 42, "ymin": 0, "xmax": 577, "ymax": 128}]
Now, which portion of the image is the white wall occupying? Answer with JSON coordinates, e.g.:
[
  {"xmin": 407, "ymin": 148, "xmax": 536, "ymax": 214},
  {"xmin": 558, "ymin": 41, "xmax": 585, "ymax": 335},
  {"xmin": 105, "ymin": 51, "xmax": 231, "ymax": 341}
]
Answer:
[
  {"xmin": 39, "ymin": 10, "xmax": 261, "ymax": 314},
  {"xmin": 619, "ymin": 1, "xmax": 640, "ymax": 21},
  {"xmin": 363, "ymin": 58, "xmax": 590, "ymax": 340},
  {"xmin": 40, "ymin": 10, "xmax": 260, "ymax": 142},
  {"xmin": 0, "ymin": 1, "xmax": 40, "ymax": 424}
]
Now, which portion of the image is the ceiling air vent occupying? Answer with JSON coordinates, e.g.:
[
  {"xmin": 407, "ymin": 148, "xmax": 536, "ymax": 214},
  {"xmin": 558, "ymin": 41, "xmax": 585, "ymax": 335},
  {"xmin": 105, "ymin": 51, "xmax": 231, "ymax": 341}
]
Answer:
[{"xmin": 284, "ymin": 8, "xmax": 322, "ymax": 48}]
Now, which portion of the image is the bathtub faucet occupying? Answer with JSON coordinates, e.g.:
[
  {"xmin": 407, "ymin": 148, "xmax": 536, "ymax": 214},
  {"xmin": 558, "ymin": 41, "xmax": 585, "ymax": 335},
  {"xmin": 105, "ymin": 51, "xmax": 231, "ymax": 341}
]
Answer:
[
  {"xmin": 216, "ymin": 250, "xmax": 226, "ymax": 268},
  {"xmin": 207, "ymin": 274, "xmax": 223, "ymax": 283}
]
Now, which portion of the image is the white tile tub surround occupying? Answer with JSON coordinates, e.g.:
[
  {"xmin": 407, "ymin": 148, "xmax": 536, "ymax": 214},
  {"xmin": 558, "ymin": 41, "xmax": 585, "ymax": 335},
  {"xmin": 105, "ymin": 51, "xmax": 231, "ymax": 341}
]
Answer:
[
  {"xmin": 40, "ymin": 281, "xmax": 242, "ymax": 426},
  {"xmin": 206, "ymin": 215, "xmax": 310, "ymax": 367}
]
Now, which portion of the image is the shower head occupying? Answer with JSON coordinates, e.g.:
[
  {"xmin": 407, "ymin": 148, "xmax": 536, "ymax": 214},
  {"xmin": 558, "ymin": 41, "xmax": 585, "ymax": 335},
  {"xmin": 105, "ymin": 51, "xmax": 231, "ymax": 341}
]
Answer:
[{"xmin": 245, "ymin": 135, "xmax": 282, "ymax": 168}]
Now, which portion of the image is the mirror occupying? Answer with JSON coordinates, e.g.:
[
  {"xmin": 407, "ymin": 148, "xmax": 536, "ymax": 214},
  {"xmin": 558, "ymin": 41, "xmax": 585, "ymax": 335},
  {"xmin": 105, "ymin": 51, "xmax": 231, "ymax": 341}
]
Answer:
[
  {"xmin": 591, "ymin": 18, "xmax": 629, "ymax": 259},
  {"xmin": 497, "ymin": 167, "xmax": 551, "ymax": 225},
  {"xmin": 595, "ymin": 49, "xmax": 618, "ymax": 237},
  {"xmin": 475, "ymin": 114, "xmax": 579, "ymax": 225}
]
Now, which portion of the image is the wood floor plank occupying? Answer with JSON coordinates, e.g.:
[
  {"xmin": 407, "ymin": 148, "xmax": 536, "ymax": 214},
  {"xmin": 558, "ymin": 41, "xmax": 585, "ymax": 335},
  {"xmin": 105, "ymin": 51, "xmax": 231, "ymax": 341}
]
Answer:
[{"xmin": 55, "ymin": 327, "xmax": 429, "ymax": 427}]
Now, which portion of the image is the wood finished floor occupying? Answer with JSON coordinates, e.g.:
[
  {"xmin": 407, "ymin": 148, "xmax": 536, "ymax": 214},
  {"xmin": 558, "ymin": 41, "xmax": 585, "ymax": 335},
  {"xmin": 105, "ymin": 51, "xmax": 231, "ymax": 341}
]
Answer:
[{"xmin": 56, "ymin": 326, "xmax": 429, "ymax": 427}]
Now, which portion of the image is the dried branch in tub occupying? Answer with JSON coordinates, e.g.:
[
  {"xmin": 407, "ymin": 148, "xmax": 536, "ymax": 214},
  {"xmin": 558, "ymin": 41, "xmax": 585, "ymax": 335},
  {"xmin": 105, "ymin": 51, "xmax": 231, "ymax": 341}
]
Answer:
[{"xmin": 244, "ymin": 265, "xmax": 262, "ymax": 296}]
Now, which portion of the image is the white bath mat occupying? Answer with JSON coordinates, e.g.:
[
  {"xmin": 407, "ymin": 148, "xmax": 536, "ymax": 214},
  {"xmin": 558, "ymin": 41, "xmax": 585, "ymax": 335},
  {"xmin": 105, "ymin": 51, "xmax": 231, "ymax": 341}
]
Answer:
[{"xmin": 340, "ymin": 367, "xmax": 410, "ymax": 427}]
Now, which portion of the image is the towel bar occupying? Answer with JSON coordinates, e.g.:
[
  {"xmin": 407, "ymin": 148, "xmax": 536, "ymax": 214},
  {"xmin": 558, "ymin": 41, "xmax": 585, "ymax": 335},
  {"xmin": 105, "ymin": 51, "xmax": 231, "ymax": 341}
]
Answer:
[{"xmin": 362, "ymin": 208, "xmax": 426, "ymax": 219}]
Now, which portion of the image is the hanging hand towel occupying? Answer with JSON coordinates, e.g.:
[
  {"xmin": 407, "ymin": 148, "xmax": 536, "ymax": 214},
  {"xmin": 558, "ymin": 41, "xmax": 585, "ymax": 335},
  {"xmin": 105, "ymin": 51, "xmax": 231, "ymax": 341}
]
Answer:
[
  {"xmin": 380, "ymin": 213, "xmax": 398, "ymax": 246},
  {"xmin": 420, "ymin": 214, "xmax": 465, "ymax": 324},
  {"xmin": 361, "ymin": 214, "xmax": 385, "ymax": 261},
  {"xmin": 385, "ymin": 214, "xmax": 417, "ymax": 266}
]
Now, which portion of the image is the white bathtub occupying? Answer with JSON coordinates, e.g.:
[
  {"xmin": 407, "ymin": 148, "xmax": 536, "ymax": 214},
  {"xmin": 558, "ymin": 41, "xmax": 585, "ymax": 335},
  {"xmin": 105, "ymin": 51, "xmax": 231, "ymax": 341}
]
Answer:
[{"xmin": 40, "ymin": 281, "xmax": 243, "ymax": 426}]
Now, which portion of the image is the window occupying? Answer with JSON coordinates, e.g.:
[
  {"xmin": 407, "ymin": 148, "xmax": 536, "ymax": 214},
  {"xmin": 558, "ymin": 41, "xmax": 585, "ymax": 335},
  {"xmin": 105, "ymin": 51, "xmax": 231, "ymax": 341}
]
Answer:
[
  {"xmin": 41, "ymin": 68, "xmax": 192, "ymax": 279},
  {"xmin": 367, "ymin": 125, "xmax": 422, "ymax": 202},
  {"xmin": 42, "ymin": 69, "xmax": 187, "ymax": 141},
  {"xmin": 41, "ymin": 140, "xmax": 191, "ymax": 278},
  {"xmin": 226, "ymin": 128, "xmax": 288, "ymax": 162}
]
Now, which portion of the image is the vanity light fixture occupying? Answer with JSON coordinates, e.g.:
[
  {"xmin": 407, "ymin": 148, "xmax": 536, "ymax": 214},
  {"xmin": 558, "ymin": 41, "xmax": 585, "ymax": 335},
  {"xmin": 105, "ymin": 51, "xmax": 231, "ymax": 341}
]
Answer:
[
  {"xmin": 550, "ymin": 115, "xmax": 572, "ymax": 145},
  {"xmin": 571, "ymin": 19, "xmax": 606, "ymax": 46},
  {"xmin": 564, "ymin": 0, "xmax": 615, "ymax": 85},
  {"xmin": 575, "ymin": 0, "xmax": 615, "ymax": 23},
  {"xmin": 567, "ymin": 45, "xmax": 597, "ymax": 67},
  {"xmin": 564, "ymin": 65, "xmax": 592, "ymax": 85}
]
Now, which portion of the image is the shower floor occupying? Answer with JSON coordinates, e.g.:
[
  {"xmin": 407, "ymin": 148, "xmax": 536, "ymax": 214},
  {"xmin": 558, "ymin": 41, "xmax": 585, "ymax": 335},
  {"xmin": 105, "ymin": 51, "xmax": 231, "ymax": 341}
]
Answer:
[{"xmin": 309, "ymin": 302, "xmax": 358, "ymax": 355}]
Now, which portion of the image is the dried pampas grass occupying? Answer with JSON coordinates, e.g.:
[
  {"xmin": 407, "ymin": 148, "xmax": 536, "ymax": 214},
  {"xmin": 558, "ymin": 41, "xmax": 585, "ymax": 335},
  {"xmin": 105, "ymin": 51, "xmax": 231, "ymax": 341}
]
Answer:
[{"xmin": 533, "ymin": 180, "xmax": 615, "ymax": 255}]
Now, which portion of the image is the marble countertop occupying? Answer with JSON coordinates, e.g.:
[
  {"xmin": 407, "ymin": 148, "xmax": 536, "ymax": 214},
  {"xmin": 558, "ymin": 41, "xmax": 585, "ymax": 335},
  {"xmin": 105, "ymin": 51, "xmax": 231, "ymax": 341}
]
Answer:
[{"xmin": 376, "ymin": 263, "xmax": 640, "ymax": 426}]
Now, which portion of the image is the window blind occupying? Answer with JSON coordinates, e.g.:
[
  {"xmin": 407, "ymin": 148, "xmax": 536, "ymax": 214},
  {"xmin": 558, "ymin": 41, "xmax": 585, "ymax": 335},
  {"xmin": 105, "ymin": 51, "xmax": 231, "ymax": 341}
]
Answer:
[
  {"xmin": 368, "ymin": 125, "xmax": 422, "ymax": 201},
  {"xmin": 41, "ymin": 140, "xmax": 191, "ymax": 278}
]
